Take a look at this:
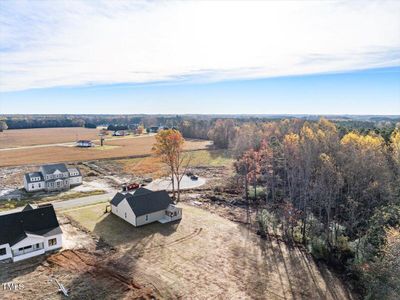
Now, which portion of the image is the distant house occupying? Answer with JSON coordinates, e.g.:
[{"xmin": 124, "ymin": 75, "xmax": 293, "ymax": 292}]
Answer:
[
  {"xmin": 24, "ymin": 163, "xmax": 82, "ymax": 192},
  {"xmin": 113, "ymin": 130, "xmax": 125, "ymax": 136},
  {"xmin": 148, "ymin": 126, "xmax": 159, "ymax": 133},
  {"xmin": 0, "ymin": 204, "xmax": 62, "ymax": 262},
  {"xmin": 110, "ymin": 188, "xmax": 182, "ymax": 227},
  {"xmin": 76, "ymin": 140, "xmax": 93, "ymax": 147}
]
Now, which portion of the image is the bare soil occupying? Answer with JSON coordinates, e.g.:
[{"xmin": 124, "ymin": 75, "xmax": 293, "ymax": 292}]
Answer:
[
  {"xmin": 0, "ymin": 128, "xmax": 101, "ymax": 149},
  {"xmin": 0, "ymin": 132, "xmax": 211, "ymax": 167}
]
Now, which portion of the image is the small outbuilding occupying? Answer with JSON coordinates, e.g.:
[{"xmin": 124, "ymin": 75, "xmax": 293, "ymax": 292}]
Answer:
[
  {"xmin": 76, "ymin": 140, "xmax": 93, "ymax": 147},
  {"xmin": 110, "ymin": 188, "xmax": 182, "ymax": 227}
]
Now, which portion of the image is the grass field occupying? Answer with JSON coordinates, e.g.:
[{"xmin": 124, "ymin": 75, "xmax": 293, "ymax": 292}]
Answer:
[
  {"xmin": 63, "ymin": 203, "xmax": 354, "ymax": 299},
  {"xmin": 116, "ymin": 149, "xmax": 234, "ymax": 177},
  {"xmin": 0, "ymin": 129, "xmax": 211, "ymax": 166},
  {"xmin": 0, "ymin": 127, "xmax": 101, "ymax": 148}
]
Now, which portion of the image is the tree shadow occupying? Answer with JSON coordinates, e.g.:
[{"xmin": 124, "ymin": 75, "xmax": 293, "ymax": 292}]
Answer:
[{"xmin": 232, "ymin": 224, "xmax": 355, "ymax": 299}]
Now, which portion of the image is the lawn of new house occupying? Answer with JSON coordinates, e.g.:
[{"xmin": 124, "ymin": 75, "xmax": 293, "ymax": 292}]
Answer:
[{"xmin": 62, "ymin": 202, "xmax": 352, "ymax": 299}]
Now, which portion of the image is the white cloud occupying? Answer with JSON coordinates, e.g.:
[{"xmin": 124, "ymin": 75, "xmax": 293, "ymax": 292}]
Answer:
[{"xmin": 0, "ymin": 0, "xmax": 399, "ymax": 91}]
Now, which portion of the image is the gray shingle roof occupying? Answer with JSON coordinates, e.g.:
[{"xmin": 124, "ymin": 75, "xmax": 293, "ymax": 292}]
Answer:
[
  {"xmin": 24, "ymin": 172, "xmax": 44, "ymax": 184},
  {"xmin": 110, "ymin": 192, "xmax": 126, "ymax": 207},
  {"xmin": 22, "ymin": 204, "xmax": 36, "ymax": 211},
  {"xmin": 110, "ymin": 189, "xmax": 173, "ymax": 217},
  {"xmin": 68, "ymin": 168, "xmax": 82, "ymax": 177},
  {"xmin": 41, "ymin": 163, "xmax": 68, "ymax": 174},
  {"xmin": 0, "ymin": 205, "xmax": 62, "ymax": 246}
]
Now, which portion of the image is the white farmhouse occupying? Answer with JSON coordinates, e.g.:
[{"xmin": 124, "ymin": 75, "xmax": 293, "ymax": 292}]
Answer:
[
  {"xmin": 24, "ymin": 163, "xmax": 82, "ymax": 192},
  {"xmin": 110, "ymin": 188, "xmax": 182, "ymax": 227},
  {"xmin": 0, "ymin": 204, "xmax": 62, "ymax": 262}
]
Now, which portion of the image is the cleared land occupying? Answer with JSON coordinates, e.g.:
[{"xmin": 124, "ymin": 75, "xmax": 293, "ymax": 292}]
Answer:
[
  {"xmin": 0, "ymin": 132, "xmax": 211, "ymax": 167},
  {"xmin": 63, "ymin": 203, "xmax": 354, "ymax": 299},
  {"xmin": 116, "ymin": 149, "xmax": 233, "ymax": 178},
  {"xmin": 0, "ymin": 127, "xmax": 101, "ymax": 149}
]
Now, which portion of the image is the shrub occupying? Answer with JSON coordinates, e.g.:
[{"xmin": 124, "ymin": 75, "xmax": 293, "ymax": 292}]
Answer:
[
  {"xmin": 310, "ymin": 238, "xmax": 329, "ymax": 261},
  {"xmin": 248, "ymin": 187, "xmax": 266, "ymax": 200}
]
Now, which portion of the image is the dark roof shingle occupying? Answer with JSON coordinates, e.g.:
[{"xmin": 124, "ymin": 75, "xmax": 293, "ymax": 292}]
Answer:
[
  {"xmin": 0, "ymin": 205, "xmax": 62, "ymax": 246},
  {"xmin": 41, "ymin": 163, "xmax": 68, "ymax": 174},
  {"xmin": 111, "ymin": 189, "xmax": 173, "ymax": 217}
]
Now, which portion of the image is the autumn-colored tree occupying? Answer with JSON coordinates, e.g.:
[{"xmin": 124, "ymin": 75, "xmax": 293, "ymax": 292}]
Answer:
[
  {"xmin": 153, "ymin": 129, "xmax": 186, "ymax": 201},
  {"xmin": 208, "ymin": 119, "xmax": 238, "ymax": 149},
  {"xmin": 136, "ymin": 125, "xmax": 145, "ymax": 135}
]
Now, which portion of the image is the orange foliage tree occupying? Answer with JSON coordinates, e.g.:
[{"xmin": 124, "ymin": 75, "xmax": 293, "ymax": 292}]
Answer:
[{"xmin": 153, "ymin": 129, "xmax": 187, "ymax": 201}]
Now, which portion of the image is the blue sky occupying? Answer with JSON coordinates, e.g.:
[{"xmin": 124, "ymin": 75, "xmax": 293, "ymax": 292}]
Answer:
[
  {"xmin": 1, "ymin": 67, "xmax": 399, "ymax": 115},
  {"xmin": 0, "ymin": 1, "xmax": 399, "ymax": 114}
]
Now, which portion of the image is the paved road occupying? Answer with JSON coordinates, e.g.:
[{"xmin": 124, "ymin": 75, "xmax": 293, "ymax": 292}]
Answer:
[{"xmin": 0, "ymin": 190, "xmax": 116, "ymax": 215}]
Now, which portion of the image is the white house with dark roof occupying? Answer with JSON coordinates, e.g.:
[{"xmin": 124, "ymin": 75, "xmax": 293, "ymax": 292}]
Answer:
[
  {"xmin": 76, "ymin": 140, "xmax": 93, "ymax": 147},
  {"xmin": 24, "ymin": 163, "xmax": 82, "ymax": 192},
  {"xmin": 110, "ymin": 188, "xmax": 182, "ymax": 227},
  {"xmin": 0, "ymin": 204, "xmax": 62, "ymax": 262}
]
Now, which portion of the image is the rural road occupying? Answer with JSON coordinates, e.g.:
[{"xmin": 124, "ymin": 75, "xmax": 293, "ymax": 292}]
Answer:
[{"xmin": 0, "ymin": 191, "xmax": 116, "ymax": 215}]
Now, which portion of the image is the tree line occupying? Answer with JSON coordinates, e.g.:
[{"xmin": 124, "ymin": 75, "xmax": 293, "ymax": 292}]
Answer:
[{"xmin": 209, "ymin": 118, "xmax": 399, "ymax": 298}]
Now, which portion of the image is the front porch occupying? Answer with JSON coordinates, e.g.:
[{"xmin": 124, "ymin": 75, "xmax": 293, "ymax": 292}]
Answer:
[
  {"xmin": 158, "ymin": 205, "xmax": 182, "ymax": 224},
  {"xmin": 12, "ymin": 242, "xmax": 45, "ymax": 262}
]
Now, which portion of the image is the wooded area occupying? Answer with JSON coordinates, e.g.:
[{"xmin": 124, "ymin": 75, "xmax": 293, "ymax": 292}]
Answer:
[{"xmin": 207, "ymin": 118, "xmax": 399, "ymax": 298}]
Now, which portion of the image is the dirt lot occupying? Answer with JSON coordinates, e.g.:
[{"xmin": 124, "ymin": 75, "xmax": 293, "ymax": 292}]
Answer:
[
  {"xmin": 0, "ymin": 215, "xmax": 156, "ymax": 299},
  {"xmin": 0, "ymin": 128, "xmax": 101, "ymax": 149},
  {"xmin": 60, "ymin": 203, "xmax": 354, "ymax": 300},
  {"xmin": 0, "ymin": 134, "xmax": 211, "ymax": 167}
]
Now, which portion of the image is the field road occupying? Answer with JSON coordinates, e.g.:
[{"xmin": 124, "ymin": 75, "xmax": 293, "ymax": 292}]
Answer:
[
  {"xmin": 0, "ymin": 134, "xmax": 155, "ymax": 152},
  {"xmin": 0, "ymin": 190, "xmax": 117, "ymax": 216}
]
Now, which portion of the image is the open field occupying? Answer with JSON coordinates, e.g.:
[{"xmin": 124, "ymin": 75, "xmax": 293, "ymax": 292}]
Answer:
[
  {"xmin": 0, "ymin": 134, "xmax": 211, "ymax": 167},
  {"xmin": 62, "ymin": 203, "xmax": 354, "ymax": 299},
  {"xmin": 116, "ymin": 149, "xmax": 234, "ymax": 178},
  {"xmin": 0, "ymin": 127, "xmax": 101, "ymax": 149}
]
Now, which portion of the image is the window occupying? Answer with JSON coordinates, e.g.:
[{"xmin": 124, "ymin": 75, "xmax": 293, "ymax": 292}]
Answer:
[
  {"xmin": 19, "ymin": 245, "xmax": 32, "ymax": 251},
  {"xmin": 0, "ymin": 248, "xmax": 6, "ymax": 256},
  {"xmin": 48, "ymin": 238, "xmax": 57, "ymax": 246},
  {"xmin": 125, "ymin": 212, "xmax": 127, "ymax": 219},
  {"xmin": 38, "ymin": 183, "xmax": 41, "ymax": 188},
  {"xmin": 145, "ymin": 215, "xmax": 149, "ymax": 221}
]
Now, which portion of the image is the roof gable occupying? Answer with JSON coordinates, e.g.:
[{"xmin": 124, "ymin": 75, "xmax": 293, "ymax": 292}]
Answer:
[
  {"xmin": 126, "ymin": 190, "xmax": 173, "ymax": 217},
  {"xmin": 0, "ymin": 205, "xmax": 61, "ymax": 246},
  {"xmin": 110, "ymin": 192, "xmax": 126, "ymax": 207},
  {"xmin": 41, "ymin": 163, "xmax": 68, "ymax": 174}
]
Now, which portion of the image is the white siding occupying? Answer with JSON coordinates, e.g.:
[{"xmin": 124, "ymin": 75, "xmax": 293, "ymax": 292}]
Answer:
[
  {"xmin": 111, "ymin": 199, "xmax": 136, "ymax": 226},
  {"xmin": 136, "ymin": 210, "xmax": 165, "ymax": 227},
  {"xmin": 0, "ymin": 243, "xmax": 12, "ymax": 261},
  {"xmin": 44, "ymin": 234, "xmax": 63, "ymax": 251},
  {"xmin": 69, "ymin": 176, "xmax": 82, "ymax": 185},
  {"xmin": 5, "ymin": 233, "xmax": 62, "ymax": 262},
  {"xmin": 24, "ymin": 177, "xmax": 45, "ymax": 192}
]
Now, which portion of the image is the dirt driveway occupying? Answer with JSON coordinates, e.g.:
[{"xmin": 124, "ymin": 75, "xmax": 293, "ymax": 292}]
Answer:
[{"xmin": 63, "ymin": 203, "xmax": 355, "ymax": 300}]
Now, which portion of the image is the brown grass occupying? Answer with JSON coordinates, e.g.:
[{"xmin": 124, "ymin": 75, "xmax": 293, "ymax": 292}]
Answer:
[
  {"xmin": 0, "ymin": 127, "xmax": 101, "ymax": 148},
  {"xmin": 0, "ymin": 133, "xmax": 211, "ymax": 167},
  {"xmin": 63, "ymin": 203, "xmax": 355, "ymax": 300},
  {"xmin": 116, "ymin": 149, "xmax": 233, "ymax": 178}
]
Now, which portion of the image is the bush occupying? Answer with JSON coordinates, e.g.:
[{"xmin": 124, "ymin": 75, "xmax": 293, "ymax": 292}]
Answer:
[
  {"xmin": 248, "ymin": 187, "xmax": 266, "ymax": 200},
  {"xmin": 258, "ymin": 209, "xmax": 278, "ymax": 235},
  {"xmin": 310, "ymin": 238, "xmax": 329, "ymax": 261}
]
